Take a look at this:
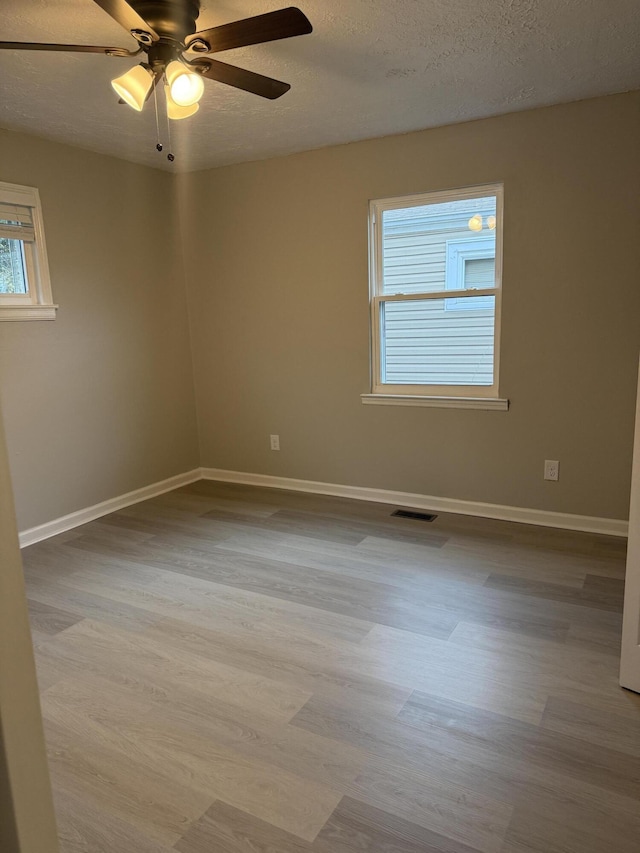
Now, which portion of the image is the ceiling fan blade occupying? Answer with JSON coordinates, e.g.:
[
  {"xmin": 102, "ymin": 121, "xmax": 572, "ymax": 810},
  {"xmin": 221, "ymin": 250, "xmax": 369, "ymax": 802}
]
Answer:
[
  {"xmin": 186, "ymin": 7, "xmax": 312, "ymax": 53},
  {"xmin": 0, "ymin": 41, "xmax": 136, "ymax": 56},
  {"xmin": 90, "ymin": 0, "xmax": 159, "ymax": 42},
  {"xmin": 193, "ymin": 58, "xmax": 291, "ymax": 99}
]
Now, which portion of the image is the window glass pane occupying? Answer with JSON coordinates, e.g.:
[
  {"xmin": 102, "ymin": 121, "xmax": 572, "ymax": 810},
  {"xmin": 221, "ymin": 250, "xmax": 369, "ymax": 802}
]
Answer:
[
  {"xmin": 0, "ymin": 238, "xmax": 28, "ymax": 295},
  {"xmin": 465, "ymin": 257, "xmax": 494, "ymax": 287},
  {"xmin": 381, "ymin": 195, "xmax": 497, "ymax": 296},
  {"xmin": 381, "ymin": 296, "xmax": 495, "ymax": 386}
]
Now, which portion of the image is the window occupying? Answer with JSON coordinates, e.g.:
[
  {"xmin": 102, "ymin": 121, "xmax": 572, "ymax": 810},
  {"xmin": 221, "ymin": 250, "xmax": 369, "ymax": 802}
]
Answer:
[
  {"xmin": 444, "ymin": 237, "xmax": 495, "ymax": 311},
  {"xmin": 0, "ymin": 181, "xmax": 56, "ymax": 321},
  {"xmin": 365, "ymin": 183, "xmax": 507, "ymax": 409}
]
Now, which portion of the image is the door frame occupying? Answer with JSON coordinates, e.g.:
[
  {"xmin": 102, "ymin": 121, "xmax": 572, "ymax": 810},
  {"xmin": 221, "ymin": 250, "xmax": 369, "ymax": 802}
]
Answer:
[
  {"xmin": 0, "ymin": 406, "xmax": 59, "ymax": 852},
  {"xmin": 620, "ymin": 358, "xmax": 640, "ymax": 693}
]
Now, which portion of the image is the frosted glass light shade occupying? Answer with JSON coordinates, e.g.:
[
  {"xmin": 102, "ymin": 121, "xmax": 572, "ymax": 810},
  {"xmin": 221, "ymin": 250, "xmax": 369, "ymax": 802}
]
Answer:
[
  {"xmin": 166, "ymin": 60, "xmax": 205, "ymax": 107},
  {"xmin": 165, "ymin": 86, "xmax": 199, "ymax": 120},
  {"xmin": 487, "ymin": 215, "xmax": 496, "ymax": 230},
  {"xmin": 111, "ymin": 64, "xmax": 154, "ymax": 111},
  {"xmin": 468, "ymin": 214, "xmax": 483, "ymax": 232}
]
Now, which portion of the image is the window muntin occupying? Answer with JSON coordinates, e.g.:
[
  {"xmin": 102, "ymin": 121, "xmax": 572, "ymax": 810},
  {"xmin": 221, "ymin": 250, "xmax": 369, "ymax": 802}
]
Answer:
[
  {"xmin": 369, "ymin": 184, "xmax": 503, "ymax": 398},
  {"xmin": 0, "ymin": 182, "xmax": 55, "ymax": 320}
]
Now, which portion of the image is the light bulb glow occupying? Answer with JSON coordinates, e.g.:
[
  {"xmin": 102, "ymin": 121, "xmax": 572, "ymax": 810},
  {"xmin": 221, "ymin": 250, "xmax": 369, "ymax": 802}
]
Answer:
[
  {"xmin": 111, "ymin": 64, "xmax": 154, "ymax": 111},
  {"xmin": 487, "ymin": 215, "xmax": 496, "ymax": 230},
  {"xmin": 468, "ymin": 214, "xmax": 483, "ymax": 232},
  {"xmin": 166, "ymin": 61, "xmax": 205, "ymax": 107},
  {"xmin": 165, "ymin": 85, "xmax": 199, "ymax": 120}
]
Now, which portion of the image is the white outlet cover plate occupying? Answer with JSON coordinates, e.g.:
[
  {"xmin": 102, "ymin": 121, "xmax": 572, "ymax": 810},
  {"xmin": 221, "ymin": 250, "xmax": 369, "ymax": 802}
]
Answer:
[{"xmin": 544, "ymin": 460, "xmax": 559, "ymax": 481}]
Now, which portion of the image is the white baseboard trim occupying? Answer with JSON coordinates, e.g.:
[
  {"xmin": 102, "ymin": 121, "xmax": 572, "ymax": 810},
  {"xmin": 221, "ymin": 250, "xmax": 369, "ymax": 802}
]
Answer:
[
  {"xmin": 19, "ymin": 469, "xmax": 202, "ymax": 548},
  {"xmin": 18, "ymin": 465, "xmax": 628, "ymax": 547},
  {"xmin": 200, "ymin": 467, "xmax": 629, "ymax": 538}
]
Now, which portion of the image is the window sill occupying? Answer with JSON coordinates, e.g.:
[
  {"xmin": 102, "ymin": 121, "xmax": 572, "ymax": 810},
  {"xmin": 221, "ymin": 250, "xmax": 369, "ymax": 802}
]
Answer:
[
  {"xmin": 361, "ymin": 394, "xmax": 509, "ymax": 411},
  {"xmin": 0, "ymin": 304, "xmax": 58, "ymax": 321}
]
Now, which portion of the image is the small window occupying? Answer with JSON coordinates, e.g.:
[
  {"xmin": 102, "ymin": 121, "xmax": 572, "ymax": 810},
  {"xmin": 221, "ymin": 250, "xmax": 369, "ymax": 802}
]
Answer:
[
  {"xmin": 0, "ymin": 181, "xmax": 56, "ymax": 321},
  {"xmin": 367, "ymin": 183, "xmax": 504, "ymax": 405}
]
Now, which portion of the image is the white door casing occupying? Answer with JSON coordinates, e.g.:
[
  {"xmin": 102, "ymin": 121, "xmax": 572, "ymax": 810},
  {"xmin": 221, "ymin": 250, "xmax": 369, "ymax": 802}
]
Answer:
[{"xmin": 620, "ymin": 359, "xmax": 640, "ymax": 693}]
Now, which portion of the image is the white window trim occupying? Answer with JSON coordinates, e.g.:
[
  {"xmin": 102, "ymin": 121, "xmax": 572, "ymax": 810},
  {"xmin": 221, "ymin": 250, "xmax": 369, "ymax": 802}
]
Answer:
[
  {"xmin": 360, "ymin": 394, "xmax": 509, "ymax": 411},
  {"xmin": 366, "ymin": 182, "xmax": 505, "ymax": 407},
  {"xmin": 0, "ymin": 181, "xmax": 57, "ymax": 321}
]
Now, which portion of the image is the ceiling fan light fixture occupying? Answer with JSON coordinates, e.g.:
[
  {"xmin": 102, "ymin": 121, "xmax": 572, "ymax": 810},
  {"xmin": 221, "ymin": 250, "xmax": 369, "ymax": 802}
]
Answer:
[
  {"xmin": 111, "ymin": 63, "xmax": 154, "ymax": 111},
  {"xmin": 166, "ymin": 60, "xmax": 205, "ymax": 107},
  {"xmin": 165, "ymin": 86, "xmax": 199, "ymax": 120}
]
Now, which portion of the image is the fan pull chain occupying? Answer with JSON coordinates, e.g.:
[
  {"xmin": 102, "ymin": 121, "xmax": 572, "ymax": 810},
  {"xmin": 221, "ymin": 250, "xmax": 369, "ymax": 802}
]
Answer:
[
  {"xmin": 153, "ymin": 82, "xmax": 163, "ymax": 153},
  {"xmin": 164, "ymin": 86, "xmax": 175, "ymax": 163}
]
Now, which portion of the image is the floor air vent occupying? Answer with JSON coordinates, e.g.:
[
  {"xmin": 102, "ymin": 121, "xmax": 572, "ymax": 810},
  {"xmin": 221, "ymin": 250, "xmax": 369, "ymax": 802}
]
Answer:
[{"xmin": 392, "ymin": 509, "xmax": 438, "ymax": 522}]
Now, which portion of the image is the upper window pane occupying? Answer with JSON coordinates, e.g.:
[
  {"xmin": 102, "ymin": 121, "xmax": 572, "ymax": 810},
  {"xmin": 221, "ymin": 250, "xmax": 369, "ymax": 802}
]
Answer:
[{"xmin": 381, "ymin": 195, "xmax": 497, "ymax": 296}]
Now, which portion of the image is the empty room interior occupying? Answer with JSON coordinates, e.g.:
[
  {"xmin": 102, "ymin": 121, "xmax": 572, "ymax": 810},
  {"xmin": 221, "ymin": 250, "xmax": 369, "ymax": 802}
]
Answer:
[{"xmin": 2, "ymin": 2, "xmax": 640, "ymax": 852}]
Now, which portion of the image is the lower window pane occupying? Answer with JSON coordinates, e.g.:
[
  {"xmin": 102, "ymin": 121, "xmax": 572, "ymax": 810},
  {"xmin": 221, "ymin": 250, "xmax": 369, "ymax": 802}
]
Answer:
[
  {"xmin": 0, "ymin": 238, "xmax": 28, "ymax": 295},
  {"xmin": 381, "ymin": 296, "xmax": 495, "ymax": 386}
]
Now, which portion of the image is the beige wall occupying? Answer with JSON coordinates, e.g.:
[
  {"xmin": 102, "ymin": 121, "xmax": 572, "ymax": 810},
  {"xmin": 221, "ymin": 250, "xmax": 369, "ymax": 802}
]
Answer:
[
  {"xmin": 0, "ymin": 129, "xmax": 199, "ymax": 531},
  {"xmin": 181, "ymin": 92, "xmax": 640, "ymax": 521},
  {"xmin": 0, "ymin": 409, "xmax": 58, "ymax": 853},
  {"xmin": 2, "ymin": 93, "xmax": 640, "ymax": 530}
]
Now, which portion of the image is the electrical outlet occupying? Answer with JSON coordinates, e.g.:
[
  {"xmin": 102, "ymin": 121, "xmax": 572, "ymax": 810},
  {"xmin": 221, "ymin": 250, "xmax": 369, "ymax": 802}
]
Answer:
[
  {"xmin": 544, "ymin": 460, "xmax": 559, "ymax": 481},
  {"xmin": 270, "ymin": 434, "xmax": 280, "ymax": 451}
]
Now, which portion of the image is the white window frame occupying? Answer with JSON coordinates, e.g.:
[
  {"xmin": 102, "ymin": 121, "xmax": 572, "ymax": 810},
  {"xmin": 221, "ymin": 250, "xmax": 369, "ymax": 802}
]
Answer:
[
  {"xmin": 363, "ymin": 183, "xmax": 508, "ymax": 410},
  {"xmin": 0, "ymin": 181, "xmax": 56, "ymax": 321}
]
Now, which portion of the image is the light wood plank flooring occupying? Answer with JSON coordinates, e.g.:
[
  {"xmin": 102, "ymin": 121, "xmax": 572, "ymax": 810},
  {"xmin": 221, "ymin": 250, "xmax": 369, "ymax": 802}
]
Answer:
[{"xmin": 22, "ymin": 481, "xmax": 640, "ymax": 853}]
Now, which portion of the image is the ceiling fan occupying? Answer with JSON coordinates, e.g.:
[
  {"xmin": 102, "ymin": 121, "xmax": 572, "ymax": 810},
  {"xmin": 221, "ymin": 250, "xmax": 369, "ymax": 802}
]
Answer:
[{"xmin": 0, "ymin": 1, "xmax": 313, "ymax": 121}]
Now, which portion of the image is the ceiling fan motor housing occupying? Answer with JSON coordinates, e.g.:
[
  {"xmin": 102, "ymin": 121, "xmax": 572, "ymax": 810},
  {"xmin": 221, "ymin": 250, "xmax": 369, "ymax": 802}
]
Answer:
[{"xmin": 130, "ymin": 0, "xmax": 201, "ymax": 42}]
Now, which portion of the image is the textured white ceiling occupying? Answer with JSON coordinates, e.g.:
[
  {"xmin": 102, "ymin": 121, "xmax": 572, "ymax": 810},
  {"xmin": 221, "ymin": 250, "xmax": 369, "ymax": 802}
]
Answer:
[{"xmin": 1, "ymin": 0, "xmax": 639, "ymax": 172}]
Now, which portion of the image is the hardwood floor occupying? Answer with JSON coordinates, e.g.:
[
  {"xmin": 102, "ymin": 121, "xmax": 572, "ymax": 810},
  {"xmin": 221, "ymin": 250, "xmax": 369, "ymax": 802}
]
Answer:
[{"xmin": 21, "ymin": 481, "xmax": 640, "ymax": 853}]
